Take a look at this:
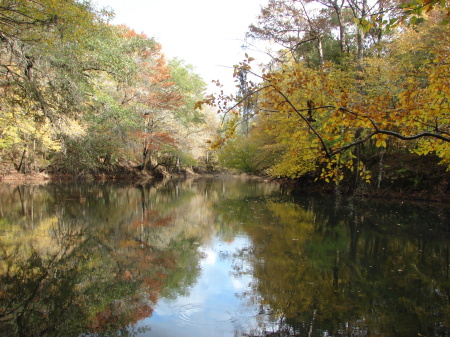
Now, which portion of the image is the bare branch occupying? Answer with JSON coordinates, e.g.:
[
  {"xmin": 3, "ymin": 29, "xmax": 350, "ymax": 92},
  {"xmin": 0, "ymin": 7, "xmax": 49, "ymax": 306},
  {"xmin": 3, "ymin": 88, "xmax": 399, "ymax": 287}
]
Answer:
[{"xmin": 369, "ymin": 118, "xmax": 450, "ymax": 142}]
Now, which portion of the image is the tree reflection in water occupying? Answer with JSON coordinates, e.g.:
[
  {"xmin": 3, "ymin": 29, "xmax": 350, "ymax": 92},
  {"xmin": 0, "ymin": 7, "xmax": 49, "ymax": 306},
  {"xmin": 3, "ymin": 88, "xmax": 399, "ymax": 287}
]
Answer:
[
  {"xmin": 227, "ymin": 194, "xmax": 450, "ymax": 337},
  {"xmin": 0, "ymin": 181, "xmax": 204, "ymax": 337},
  {"xmin": 0, "ymin": 180, "xmax": 448, "ymax": 337}
]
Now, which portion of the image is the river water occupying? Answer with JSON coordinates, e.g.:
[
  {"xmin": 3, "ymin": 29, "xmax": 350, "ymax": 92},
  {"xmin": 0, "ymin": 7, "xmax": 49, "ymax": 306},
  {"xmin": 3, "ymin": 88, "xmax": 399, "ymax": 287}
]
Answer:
[{"xmin": 0, "ymin": 177, "xmax": 448, "ymax": 337}]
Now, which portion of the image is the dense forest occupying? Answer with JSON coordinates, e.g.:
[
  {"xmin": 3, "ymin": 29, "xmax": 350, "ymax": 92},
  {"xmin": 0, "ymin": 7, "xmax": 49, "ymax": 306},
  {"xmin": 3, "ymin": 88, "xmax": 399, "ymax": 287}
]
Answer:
[
  {"xmin": 0, "ymin": 0, "xmax": 218, "ymax": 179},
  {"xmin": 0, "ymin": 0, "xmax": 449, "ymax": 199},
  {"xmin": 201, "ymin": 0, "xmax": 450, "ymax": 198}
]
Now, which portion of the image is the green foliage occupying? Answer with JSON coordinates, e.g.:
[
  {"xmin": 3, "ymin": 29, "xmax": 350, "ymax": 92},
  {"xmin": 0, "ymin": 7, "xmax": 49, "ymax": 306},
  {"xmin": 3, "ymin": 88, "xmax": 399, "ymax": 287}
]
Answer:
[
  {"xmin": 217, "ymin": 132, "xmax": 274, "ymax": 174},
  {"xmin": 169, "ymin": 58, "xmax": 207, "ymax": 124},
  {"xmin": 0, "ymin": 1, "xmax": 212, "ymax": 175}
]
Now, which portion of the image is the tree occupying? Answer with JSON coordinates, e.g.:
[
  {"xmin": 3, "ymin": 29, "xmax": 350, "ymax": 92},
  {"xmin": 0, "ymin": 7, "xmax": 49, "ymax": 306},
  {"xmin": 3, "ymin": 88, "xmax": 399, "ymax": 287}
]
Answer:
[
  {"xmin": 248, "ymin": 0, "xmax": 335, "ymax": 66},
  {"xmin": 257, "ymin": 107, "xmax": 318, "ymax": 178},
  {"xmin": 200, "ymin": 9, "xmax": 449, "ymax": 182},
  {"xmin": 217, "ymin": 133, "xmax": 266, "ymax": 174},
  {"xmin": 164, "ymin": 58, "xmax": 213, "ymax": 172},
  {"xmin": 0, "ymin": 0, "xmax": 110, "ymax": 172},
  {"xmin": 1, "ymin": 1, "xmax": 213, "ymax": 176},
  {"xmin": 311, "ymin": 0, "xmax": 348, "ymax": 53},
  {"xmin": 107, "ymin": 27, "xmax": 184, "ymax": 173}
]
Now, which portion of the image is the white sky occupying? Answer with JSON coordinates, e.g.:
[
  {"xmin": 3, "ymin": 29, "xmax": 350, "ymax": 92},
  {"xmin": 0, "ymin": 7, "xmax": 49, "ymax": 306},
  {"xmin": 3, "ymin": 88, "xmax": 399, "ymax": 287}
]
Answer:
[{"xmin": 93, "ymin": 0, "xmax": 270, "ymax": 94}]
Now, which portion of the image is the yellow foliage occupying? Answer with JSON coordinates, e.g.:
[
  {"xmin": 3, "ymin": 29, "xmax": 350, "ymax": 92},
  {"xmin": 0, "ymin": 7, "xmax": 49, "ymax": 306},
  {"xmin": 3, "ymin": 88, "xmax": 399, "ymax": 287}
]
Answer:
[
  {"xmin": 203, "ymin": 9, "xmax": 450, "ymax": 181},
  {"xmin": 264, "ymin": 13, "xmax": 449, "ymax": 177},
  {"xmin": 0, "ymin": 110, "xmax": 62, "ymax": 152},
  {"xmin": 266, "ymin": 126, "xmax": 317, "ymax": 178},
  {"xmin": 0, "ymin": 216, "xmax": 70, "ymax": 264}
]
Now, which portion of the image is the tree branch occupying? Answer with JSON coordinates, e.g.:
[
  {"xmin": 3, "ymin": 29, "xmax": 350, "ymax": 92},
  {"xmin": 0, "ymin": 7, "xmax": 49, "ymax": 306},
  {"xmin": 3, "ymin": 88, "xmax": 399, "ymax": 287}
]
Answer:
[
  {"xmin": 268, "ymin": 84, "xmax": 333, "ymax": 157},
  {"xmin": 369, "ymin": 118, "xmax": 450, "ymax": 142},
  {"xmin": 223, "ymin": 65, "xmax": 450, "ymax": 162}
]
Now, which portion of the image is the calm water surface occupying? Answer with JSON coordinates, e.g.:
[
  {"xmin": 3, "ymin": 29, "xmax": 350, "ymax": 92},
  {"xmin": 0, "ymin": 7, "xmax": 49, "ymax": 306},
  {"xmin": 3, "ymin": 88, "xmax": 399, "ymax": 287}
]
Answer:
[{"xmin": 0, "ymin": 177, "xmax": 448, "ymax": 337}]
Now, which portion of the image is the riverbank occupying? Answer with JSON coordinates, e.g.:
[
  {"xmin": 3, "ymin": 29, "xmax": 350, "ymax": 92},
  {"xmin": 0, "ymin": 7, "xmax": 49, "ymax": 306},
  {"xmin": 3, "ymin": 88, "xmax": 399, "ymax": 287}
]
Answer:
[
  {"xmin": 278, "ymin": 176, "xmax": 450, "ymax": 203},
  {"xmin": 0, "ymin": 171, "xmax": 51, "ymax": 184},
  {"xmin": 2, "ymin": 170, "xmax": 448, "ymax": 203},
  {"xmin": 1, "ymin": 153, "xmax": 449, "ymax": 203},
  {"xmin": 278, "ymin": 152, "xmax": 450, "ymax": 203}
]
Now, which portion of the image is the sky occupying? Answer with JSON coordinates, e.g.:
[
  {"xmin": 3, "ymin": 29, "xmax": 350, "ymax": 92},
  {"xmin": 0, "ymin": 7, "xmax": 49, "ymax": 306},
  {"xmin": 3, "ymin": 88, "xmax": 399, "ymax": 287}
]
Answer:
[{"xmin": 93, "ymin": 0, "xmax": 270, "ymax": 94}]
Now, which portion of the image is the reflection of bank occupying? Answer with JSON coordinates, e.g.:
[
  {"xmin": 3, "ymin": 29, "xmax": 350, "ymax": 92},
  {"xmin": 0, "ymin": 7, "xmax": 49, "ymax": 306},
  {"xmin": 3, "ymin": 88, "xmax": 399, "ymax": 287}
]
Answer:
[
  {"xmin": 239, "ymin": 195, "xmax": 450, "ymax": 337},
  {"xmin": 0, "ymin": 182, "xmax": 205, "ymax": 336},
  {"xmin": 1, "ymin": 180, "xmax": 448, "ymax": 337}
]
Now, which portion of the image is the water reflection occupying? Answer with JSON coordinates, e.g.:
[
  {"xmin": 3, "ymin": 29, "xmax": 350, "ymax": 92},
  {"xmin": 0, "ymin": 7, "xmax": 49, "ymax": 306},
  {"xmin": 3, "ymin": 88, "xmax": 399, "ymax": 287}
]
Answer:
[
  {"xmin": 0, "ymin": 180, "xmax": 214, "ymax": 336},
  {"xmin": 234, "ymin": 195, "xmax": 450, "ymax": 337},
  {"xmin": 0, "ymin": 178, "xmax": 448, "ymax": 337}
]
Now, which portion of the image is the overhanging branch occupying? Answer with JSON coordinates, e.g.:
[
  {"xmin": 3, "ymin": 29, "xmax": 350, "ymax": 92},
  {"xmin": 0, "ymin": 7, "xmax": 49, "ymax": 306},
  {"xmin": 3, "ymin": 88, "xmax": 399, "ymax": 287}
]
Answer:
[{"xmin": 219, "ymin": 65, "xmax": 450, "ymax": 161}]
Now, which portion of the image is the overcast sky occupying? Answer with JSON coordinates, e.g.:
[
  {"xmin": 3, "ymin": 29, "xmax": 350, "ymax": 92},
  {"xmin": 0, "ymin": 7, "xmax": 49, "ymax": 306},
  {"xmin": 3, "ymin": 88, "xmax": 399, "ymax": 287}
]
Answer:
[{"xmin": 94, "ymin": 0, "xmax": 269, "ymax": 94}]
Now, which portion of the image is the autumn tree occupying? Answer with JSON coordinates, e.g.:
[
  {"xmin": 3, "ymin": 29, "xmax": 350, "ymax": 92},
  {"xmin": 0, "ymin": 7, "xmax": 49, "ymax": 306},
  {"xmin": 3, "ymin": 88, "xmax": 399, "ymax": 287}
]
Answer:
[
  {"xmin": 0, "ymin": 1, "xmax": 213, "ymax": 176},
  {"xmin": 163, "ymin": 58, "xmax": 210, "ymax": 172},
  {"xmin": 202, "ymin": 8, "xmax": 449, "ymax": 184},
  {"xmin": 103, "ymin": 27, "xmax": 184, "ymax": 173},
  {"xmin": 54, "ymin": 26, "xmax": 210, "ymax": 175},
  {"xmin": 312, "ymin": 0, "xmax": 348, "ymax": 53},
  {"xmin": 0, "ymin": 0, "xmax": 109, "ymax": 172}
]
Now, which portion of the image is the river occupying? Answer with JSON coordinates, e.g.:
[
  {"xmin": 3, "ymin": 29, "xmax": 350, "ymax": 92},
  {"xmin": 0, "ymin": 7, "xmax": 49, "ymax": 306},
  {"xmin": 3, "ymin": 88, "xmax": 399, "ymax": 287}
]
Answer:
[{"xmin": 0, "ymin": 177, "xmax": 448, "ymax": 337}]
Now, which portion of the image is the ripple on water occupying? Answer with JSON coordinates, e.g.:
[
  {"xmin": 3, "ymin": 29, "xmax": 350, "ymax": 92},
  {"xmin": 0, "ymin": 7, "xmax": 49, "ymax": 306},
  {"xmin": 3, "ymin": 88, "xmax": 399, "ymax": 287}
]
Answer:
[{"xmin": 177, "ymin": 303, "xmax": 237, "ymax": 326}]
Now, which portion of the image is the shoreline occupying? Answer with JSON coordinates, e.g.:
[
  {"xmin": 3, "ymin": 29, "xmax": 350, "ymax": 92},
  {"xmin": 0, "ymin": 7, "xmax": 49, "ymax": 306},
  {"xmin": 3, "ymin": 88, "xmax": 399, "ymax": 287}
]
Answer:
[{"xmin": 1, "ymin": 171, "xmax": 449, "ymax": 204}]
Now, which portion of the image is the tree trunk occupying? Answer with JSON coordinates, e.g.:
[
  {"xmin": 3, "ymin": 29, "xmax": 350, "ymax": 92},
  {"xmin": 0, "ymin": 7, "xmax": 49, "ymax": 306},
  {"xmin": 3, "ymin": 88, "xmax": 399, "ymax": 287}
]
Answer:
[
  {"xmin": 317, "ymin": 35, "xmax": 324, "ymax": 67},
  {"xmin": 308, "ymin": 309, "xmax": 317, "ymax": 337},
  {"xmin": 141, "ymin": 145, "xmax": 149, "ymax": 171},
  {"xmin": 377, "ymin": 149, "xmax": 385, "ymax": 189},
  {"xmin": 17, "ymin": 147, "xmax": 28, "ymax": 173},
  {"xmin": 332, "ymin": 4, "xmax": 347, "ymax": 53},
  {"xmin": 103, "ymin": 153, "xmax": 111, "ymax": 167},
  {"xmin": 356, "ymin": 27, "xmax": 365, "ymax": 62},
  {"xmin": 348, "ymin": 0, "xmax": 368, "ymax": 63},
  {"xmin": 148, "ymin": 150, "xmax": 159, "ymax": 171}
]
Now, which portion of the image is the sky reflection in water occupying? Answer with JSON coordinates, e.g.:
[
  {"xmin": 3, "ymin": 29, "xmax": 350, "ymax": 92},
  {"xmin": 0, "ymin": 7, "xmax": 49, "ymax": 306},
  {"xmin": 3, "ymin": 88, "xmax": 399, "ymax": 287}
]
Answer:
[
  {"xmin": 142, "ymin": 236, "xmax": 263, "ymax": 337},
  {"xmin": 0, "ymin": 179, "xmax": 448, "ymax": 337}
]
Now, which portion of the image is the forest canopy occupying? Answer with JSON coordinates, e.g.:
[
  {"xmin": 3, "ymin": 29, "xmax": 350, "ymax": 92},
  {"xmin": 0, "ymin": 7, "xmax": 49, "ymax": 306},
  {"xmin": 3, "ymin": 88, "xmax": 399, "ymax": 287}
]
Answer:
[
  {"xmin": 200, "ymin": 0, "xmax": 450, "ymax": 190},
  {"xmin": 0, "ymin": 0, "xmax": 215, "ymax": 177}
]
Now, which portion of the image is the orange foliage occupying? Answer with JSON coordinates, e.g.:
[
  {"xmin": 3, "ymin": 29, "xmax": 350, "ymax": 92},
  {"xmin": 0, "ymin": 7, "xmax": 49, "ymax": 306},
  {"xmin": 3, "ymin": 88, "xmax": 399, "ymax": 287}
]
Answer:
[
  {"xmin": 129, "ymin": 210, "xmax": 173, "ymax": 229},
  {"xmin": 116, "ymin": 26, "xmax": 185, "ymax": 156},
  {"xmin": 88, "ymin": 295, "xmax": 154, "ymax": 331}
]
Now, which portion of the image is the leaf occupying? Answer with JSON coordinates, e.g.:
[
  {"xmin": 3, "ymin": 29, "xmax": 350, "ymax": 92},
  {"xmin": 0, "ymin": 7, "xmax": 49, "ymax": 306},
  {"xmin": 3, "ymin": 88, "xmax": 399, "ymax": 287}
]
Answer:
[{"xmin": 363, "ymin": 23, "xmax": 373, "ymax": 33}]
